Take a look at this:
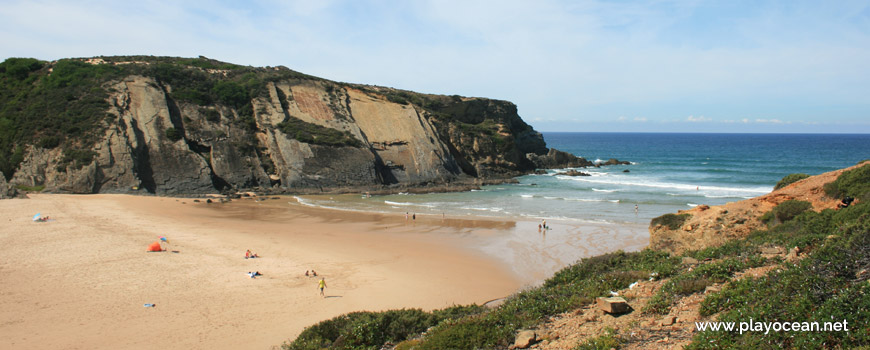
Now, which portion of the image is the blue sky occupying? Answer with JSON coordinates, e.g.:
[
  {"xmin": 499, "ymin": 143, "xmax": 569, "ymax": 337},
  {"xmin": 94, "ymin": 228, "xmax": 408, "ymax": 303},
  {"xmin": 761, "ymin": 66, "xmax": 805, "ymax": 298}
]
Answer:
[{"xmin": 2, "ymin": 0, "xmax": 869, "ymax": 133}]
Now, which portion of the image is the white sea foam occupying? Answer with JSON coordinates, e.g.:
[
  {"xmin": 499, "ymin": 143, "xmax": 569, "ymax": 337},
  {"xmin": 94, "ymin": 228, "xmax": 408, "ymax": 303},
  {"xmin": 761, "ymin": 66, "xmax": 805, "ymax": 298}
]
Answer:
[
  {"xmin": 384, "ymin": 200, "xmax": 413, "ymax": 206},
  {"xmin": 556, "ymin": 175, "xmax": 771, "ymax": 195},
  {"xmin": 520, "ymin": 194, "xmax": 534, "ymax": 198},
  {"xmin": 383, "ymin": 200, "xmax": 435, "ymax": 208},
  {"xmin": 461, "ymin": 206, "xmax": 504, "ymax": 212},
  {"xmin": 687, "ymin": 203, "xmax": 699, "ymax": 207},
  {"xmin": 592, "ymin": 188, "xmax": 617, "ymax": 192}
]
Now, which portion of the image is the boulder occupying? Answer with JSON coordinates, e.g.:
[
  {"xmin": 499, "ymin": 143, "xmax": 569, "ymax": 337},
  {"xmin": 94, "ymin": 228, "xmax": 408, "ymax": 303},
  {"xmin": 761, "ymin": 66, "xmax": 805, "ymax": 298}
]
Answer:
[
  {"xmin": 526, "ymin": 148, "xmax": 594, "ymax": 169},
  {"xmin": 660, "ymin": 316, "xmax": 677, "ymax": 326},
  {"xmin": 513, "ymin": 330, "xmax": 537, "ymax": 349},
  {"xmin": 554, "ymin": 170, "xmax": 591, "ymax": 177},
  {"xmin": 597, "ymin": 297, "xmax": 630, "ymax": 314},
  {"xmin": 0, "ymin": 175, "xmax": 16, "ymax": 199}
]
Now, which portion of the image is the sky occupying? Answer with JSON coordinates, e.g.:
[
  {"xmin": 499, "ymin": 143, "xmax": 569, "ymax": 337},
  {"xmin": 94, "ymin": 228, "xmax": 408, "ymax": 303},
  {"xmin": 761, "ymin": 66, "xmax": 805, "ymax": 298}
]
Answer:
[{"xmin": 2, "ymin": 0, "xmax": 869, "ymax": 133}]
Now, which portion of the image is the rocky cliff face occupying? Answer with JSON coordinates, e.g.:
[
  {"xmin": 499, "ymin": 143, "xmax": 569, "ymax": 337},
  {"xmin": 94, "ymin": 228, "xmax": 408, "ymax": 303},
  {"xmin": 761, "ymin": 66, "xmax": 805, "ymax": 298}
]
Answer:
[
  {"xmin": 0, "ymin": 173, "xmax": 15, "ymax": 198},
  {"xmin": 3, "ymin": 57, "xmax": 557, "ymax": 195},
  {"xmin": 649, "ymin": 163, "xmax": 866, "ymax": 254}
]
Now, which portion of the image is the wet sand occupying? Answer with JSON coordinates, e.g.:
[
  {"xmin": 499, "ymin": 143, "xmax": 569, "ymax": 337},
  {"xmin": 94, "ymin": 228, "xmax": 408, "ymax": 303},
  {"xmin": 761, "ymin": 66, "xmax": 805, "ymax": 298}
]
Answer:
[{"xmin": 0, "ymin": 194, "xmax": 647, "ymax": 349}]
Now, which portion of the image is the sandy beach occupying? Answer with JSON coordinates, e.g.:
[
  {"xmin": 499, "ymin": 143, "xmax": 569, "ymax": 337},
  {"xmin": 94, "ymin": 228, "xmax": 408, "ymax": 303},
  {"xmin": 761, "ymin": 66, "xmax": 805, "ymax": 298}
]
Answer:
[{"xmin": 0, "ymin": 194, "xmax": 647, "ymax": 349}]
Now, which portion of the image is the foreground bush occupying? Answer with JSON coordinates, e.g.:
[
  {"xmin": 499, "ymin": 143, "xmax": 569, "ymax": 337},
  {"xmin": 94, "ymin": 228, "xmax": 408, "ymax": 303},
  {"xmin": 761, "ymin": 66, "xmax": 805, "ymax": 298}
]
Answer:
[
  {"xmin": 760, "ymin": 200, "xmax": 812, "ymax": 226},
  {"xmin": 283, "ymin": 306, "xmax": 486, "ymax": 350},
  {"xmin": 824, "ymin": 163, "xmax": 870, "ymax": 200},
  {"xmin": 774, "ymin": 173, "xmax": 810, "ymax": 190}
]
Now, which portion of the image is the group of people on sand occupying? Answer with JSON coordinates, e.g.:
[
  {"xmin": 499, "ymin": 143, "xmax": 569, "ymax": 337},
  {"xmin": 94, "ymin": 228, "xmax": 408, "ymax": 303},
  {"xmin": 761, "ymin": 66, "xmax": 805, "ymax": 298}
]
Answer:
[{"xmin": 243, "ymin": 253, "xmax": 327, "ymax": 296}]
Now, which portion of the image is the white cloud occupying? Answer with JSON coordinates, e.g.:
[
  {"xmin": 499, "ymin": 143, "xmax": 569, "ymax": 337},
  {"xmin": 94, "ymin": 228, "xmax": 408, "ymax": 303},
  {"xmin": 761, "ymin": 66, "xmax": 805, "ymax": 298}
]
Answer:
[
  {"xmin": 687, "ymin": 115, "xmax": 712, "ymax": 122},
  {"xmin": 633, "ymin": 117, "xmax": 647, "ymax": 121},
  {"xmin": 754, "ymin": 119, "xmax": 791, "ymax": 124}
]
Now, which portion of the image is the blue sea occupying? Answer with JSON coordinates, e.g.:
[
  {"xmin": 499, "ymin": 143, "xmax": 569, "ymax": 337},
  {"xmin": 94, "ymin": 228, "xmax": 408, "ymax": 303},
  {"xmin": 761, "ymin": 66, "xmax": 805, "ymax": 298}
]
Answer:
[{"xmin": 298, "ymin": 133, "xmax": 870, "ymax": 225}]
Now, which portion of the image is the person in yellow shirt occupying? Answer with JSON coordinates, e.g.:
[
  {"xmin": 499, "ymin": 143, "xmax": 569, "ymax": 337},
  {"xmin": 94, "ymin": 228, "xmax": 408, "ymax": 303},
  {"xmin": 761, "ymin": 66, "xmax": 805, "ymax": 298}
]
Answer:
[{"xmin": 319, "ymin": 278, "xmax": 327, "ymax": 297}]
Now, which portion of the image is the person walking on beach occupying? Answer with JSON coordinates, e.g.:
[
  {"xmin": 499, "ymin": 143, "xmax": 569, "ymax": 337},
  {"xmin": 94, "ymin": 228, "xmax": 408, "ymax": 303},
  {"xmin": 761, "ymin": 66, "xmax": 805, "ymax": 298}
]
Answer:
[
  {"xmin": 318, "ymin": 278, "xmax": 327, "ymax": 297},
  {"xmin": 635, "ymin": 204, "xmax": 639, "ymax": 215}
]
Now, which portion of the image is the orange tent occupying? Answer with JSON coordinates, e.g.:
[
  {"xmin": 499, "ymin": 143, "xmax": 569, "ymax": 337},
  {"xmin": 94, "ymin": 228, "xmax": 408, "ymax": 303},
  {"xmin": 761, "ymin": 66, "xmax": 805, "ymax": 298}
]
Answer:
[{"xmin": 147, "ymin": 241, "xmax": 163, "ymax": 252}]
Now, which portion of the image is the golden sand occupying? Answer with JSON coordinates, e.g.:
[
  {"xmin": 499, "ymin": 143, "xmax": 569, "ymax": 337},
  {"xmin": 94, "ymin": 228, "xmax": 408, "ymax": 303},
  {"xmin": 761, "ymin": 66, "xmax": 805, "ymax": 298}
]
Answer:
[{"xmin": 0, "ymin": 194, "xmax": 646, "ymax": 349}]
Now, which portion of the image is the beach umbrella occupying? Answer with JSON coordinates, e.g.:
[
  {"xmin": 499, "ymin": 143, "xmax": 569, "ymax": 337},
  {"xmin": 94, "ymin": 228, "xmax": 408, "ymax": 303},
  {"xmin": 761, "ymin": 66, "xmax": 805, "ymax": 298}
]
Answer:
[{"xmin": 32, "ymin": 213, "xmax": 41, "ymax": 221}]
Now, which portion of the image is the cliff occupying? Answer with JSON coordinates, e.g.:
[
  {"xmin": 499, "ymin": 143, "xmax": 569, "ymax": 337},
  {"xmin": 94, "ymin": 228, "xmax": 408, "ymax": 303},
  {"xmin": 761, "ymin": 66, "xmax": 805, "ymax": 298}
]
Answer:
[
  {"xmin": 649, "ymin": 162, "xmax": 868, "ymax": 254},
  {"xmin": 0, "ymin": 56, "xmax": 570, "ymax": 195}
]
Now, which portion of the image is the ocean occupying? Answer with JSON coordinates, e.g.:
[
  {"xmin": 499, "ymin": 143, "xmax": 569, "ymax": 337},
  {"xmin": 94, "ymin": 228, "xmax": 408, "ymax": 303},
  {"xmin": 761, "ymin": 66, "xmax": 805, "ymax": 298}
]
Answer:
[{"xmin": 296, "ymin": 133, "xmax": 870, "ymax": 225}]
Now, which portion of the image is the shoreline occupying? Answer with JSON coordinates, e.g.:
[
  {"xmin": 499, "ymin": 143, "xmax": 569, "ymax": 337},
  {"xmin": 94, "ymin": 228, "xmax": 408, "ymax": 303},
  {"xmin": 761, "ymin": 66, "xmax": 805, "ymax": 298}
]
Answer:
[{"xmin": 0, "ymin": 193, "xmax": 647, "ymax": 349}]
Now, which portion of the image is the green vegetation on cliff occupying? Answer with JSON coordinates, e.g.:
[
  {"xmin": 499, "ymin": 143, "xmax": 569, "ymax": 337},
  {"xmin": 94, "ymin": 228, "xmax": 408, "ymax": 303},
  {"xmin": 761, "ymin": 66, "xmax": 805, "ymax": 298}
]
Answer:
[
  {"xmin": 824, "ymin": 162, "xmax": 870, "ymax": 201},
  {"xmin": 0, "ymin": 58, "xmax": 121, "ymax": 178},
  {"xmin": 277, "ymin": 117, "xmax": 361, "ymax": 148},
  {"xmin": 774, "ymin": 173, "xmax": 811, "ymax": 190}
]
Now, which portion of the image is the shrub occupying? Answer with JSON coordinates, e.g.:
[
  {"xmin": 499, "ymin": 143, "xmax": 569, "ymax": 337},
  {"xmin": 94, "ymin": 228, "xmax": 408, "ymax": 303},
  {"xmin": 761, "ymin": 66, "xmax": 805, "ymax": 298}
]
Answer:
[
  {"xmin": 824, "ymin": 163, "xmax": 870, "ymax": 200},
  {"xmin": 651, "ymin": 213, "xmax": 691, "ymax": 230},
  {"xmin": 57, "ymin": 149, "xmax": 97, "ymax": 172},
  {"xmin": 283, "ymin": 306, "xmax": 487, "ymax": 350},
  {"xmin": 200, "ymin": 108, "xmax": 221, "ymax": 122},
  {"xmin": 574, "ymin": 328, "xmax": 622, "ymax": 350},
  {"xmin": 645, "ymin": 256, "xmax": 767, "ymax": 314},
  {"xmin": 165, "ymin": 127, "xmax": 183, "ymax": 141},
  {"xmin": 762, "ymin": 200, "xmax": 812, "ymax": 226},
  {"xmin": 15, "ymin": 184, "xmax": 45, "ymax": 192},
  {"xmin": 277, "ymin": 116, "xmax": 361, "ymax": 147},
  {"xmin": 774, "ymin": 173, "xmax": 810, "ymax": 190}
]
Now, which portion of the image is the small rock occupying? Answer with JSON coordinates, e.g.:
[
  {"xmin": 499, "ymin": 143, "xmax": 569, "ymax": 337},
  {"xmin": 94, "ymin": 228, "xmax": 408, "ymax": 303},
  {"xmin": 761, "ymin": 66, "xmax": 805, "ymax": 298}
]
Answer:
[
  {"xmin": 698, "ymin": 204, "xmax": 710, "ymax": 210},
  {"xmin": 682, "ymin": 257, "xmax": 699, "ymax": 265},
  {"xmin": 513, "ymin": 330, "xmax": 537, "ymax": 349},
  {"xmin": 826, "ymin": 235, "xmax": 839, "ymax": 240},
  {"xmin": 786, "ymin": 246, "xmax": 800, "ymax": 261},
  {"xmin": 660, "ymin": 316, "xmax": 676, "ymax": 326},
  {"xmin": 705, "ymin": 285, "xmax": 722, "ymax": 294},
  {"xmin": 597, "ymin": 297, "xmax": 630, "ymax": 314},
  {"xmin": 554, "ymin": 170, "xmax": 591, "ymax": 177},
  {"xmin": 857, "ymin": 269, "xmax": 869, "ymax": 279},
  {"xmin": 193, "ymin": 199, "xmax": 200, "ymax": 203},
  {"xmin": 206, "ymin": 199, "xmax": 213, "ymax": 203},
  {"xmin": 683, "ymin": 225, "xmax": 693, "ymax": 231},
  {"xmin": 623, "ymin": 169, "xmax": 630, "ymax": 173}
]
